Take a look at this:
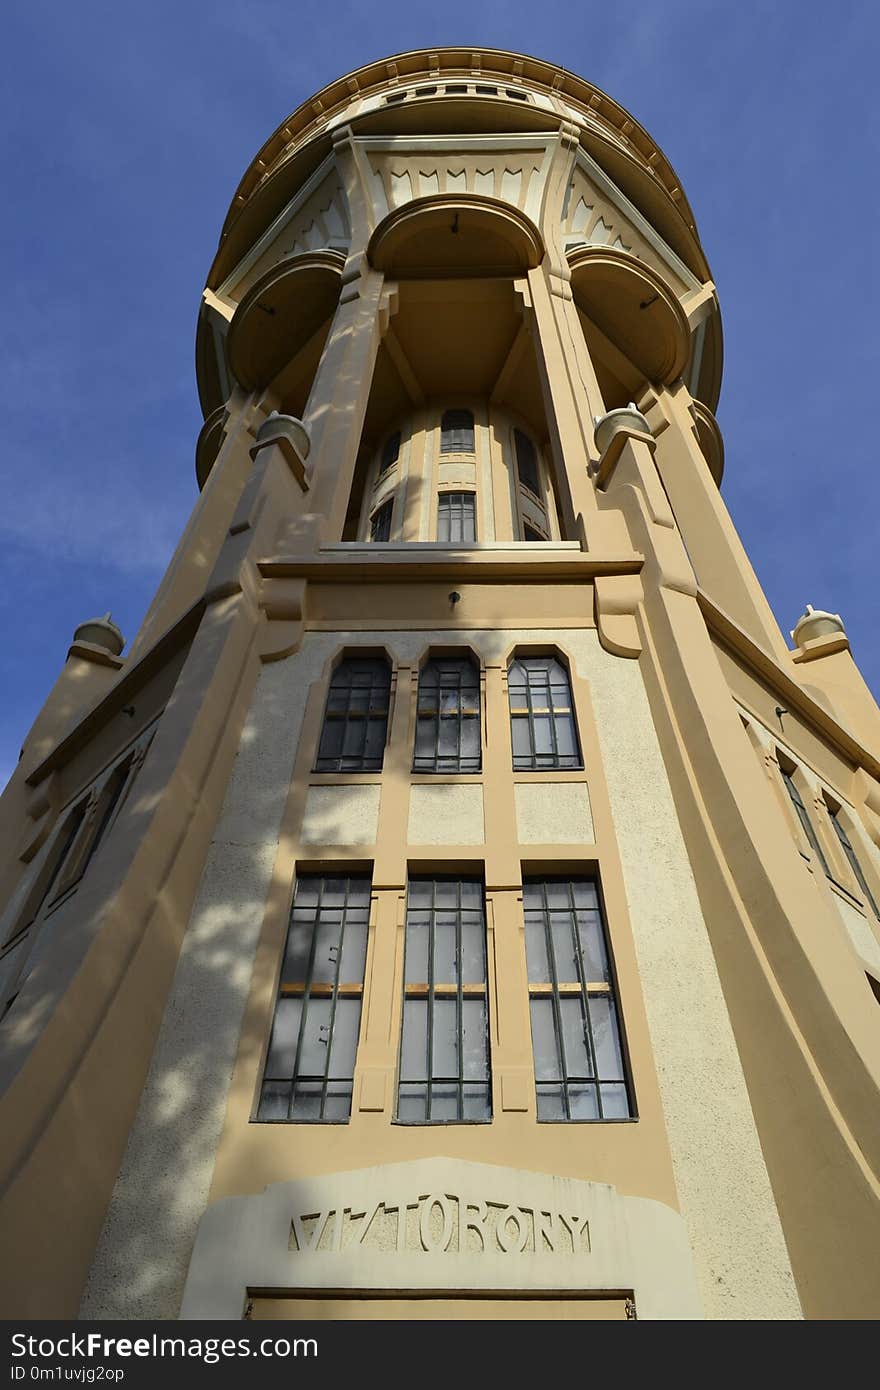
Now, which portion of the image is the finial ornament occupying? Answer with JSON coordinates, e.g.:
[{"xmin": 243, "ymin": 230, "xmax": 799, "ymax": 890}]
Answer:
[
  {"xmin": 72, "ymin": 613, "xmax": 125, "ymax": 655},
  {"xmin": 791, "ymin": 604, "xmax": 846, "ymax": 646}
]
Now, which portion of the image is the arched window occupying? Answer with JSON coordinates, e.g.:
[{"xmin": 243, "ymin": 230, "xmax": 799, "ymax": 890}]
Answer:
[
  {"xmin": 514, "ymin": 429, "xmax": 541, "ymax": 496},
  {"xmin": 315, "ymin": 657, "xmax": 391, "ymax": 772},
  {"xmin": 440, "ymin": 409, "xmax": 475, "ymax": 454},
  {"xmin": 369, "ymin": 498, "xmax": 393, "ymax": 543},
  {"xmin": 414, "ymin": 656, "xmax": 481, "ymax": 773},
  {"xmin": 507, "ymin": 656, "xmax": 582, "ymax": 770}
]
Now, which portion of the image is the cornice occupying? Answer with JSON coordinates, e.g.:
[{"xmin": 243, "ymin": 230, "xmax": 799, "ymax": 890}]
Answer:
[
  {"xmin": 216, "ymin": 48, "xmax": 701, "ymax": 252},
  {"xmin": 698, "ymin": 591, "xmax": 880, "ymax": 781},
  {"xmin": 258, "ymin": 546, "xmax": 643, "ymax": 583}
]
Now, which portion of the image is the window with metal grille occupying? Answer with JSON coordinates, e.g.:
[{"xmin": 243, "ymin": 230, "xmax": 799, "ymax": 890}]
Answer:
[
  {"xmin": 437, "ymin": 492, "xmax": 476, "ymax": 543},
  {"xmin": 828, "ymin": 803, "xmax": 880, "ymax": 918},
  {"xmin": 314, "ymin": 658, "xmax": 391, "ymax": 772},
  {"xmin": 508, "ymin": 656, "xmax": 582, "ymax": 770},
  {"xmin": 379, "ymin": 431, "xmax": 401, "ymax": 475},
  {"xmin": 413, "ymin": 656, "xmax": 481, "ymax": 773},
  {"xmin": 524, "ymin": 879, "xmax": 632, "ymax": 1121},
  {"xmin": 397, "ymin": 878, "xmax": 491, "ymax": 1123},
  {"xmin": 780, "ymin": 765, "xmax": 830, "ymax": 874},
  {"xmin": 257, "ymin": 875, "xmax": 370, "ymax": 1122},
  {"xmin": 369, "ymin": 499, "xmax": 393, "ymax": 543},
  {"xmin": 523, "ymin": 523, "xmax": 546, "ymax": 542},
  {"xmin": 440, "ymin": 409, "xmax": 475, "ymax": 454},
  {"xmin": 514, "ymin": 429, "xmax": 541, "ymax": 496}
]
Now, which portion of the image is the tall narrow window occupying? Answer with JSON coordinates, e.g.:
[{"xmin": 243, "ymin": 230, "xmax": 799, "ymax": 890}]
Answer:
[
  {"xmin": 780, "ymin": 766, "xmax": 830, "ymax": 874},
  {"xmin": 437, "ymin": 492, "xmax": 476, "ymax": 543},
  {"xmin": 514, "ymin": 429, "xmax": 541, "ymax": 496},
  {"xmin": 508, "ymin": 656, "xmax": 581, "ymax": 770},
  {"xmin": 397, "ymin": 878, "xmax": 491, "ymax": 1123},
  {"xmin": 413, "ymin": 656, "xmax": 481, "ymax": 773},
  {"xmin": 315, "ymin": 657, "xmax": 391, "ymax": 772},
  {"xmin": 828, "ymin": 805, "xmax": 880, "ymax": 918},
  {"xmin": 379, "ymin": 430, "xmax": 401, "ymax": 475},
  {"xmin": 440, "ymin": 409, "xmax": 475, "ymax": 454},
  {"xmin": 524, "ymin": 879, "xmax": 632, "ymax": 1121},
  {"xmin": 258, "ymin": 875, "xmax": 370, "ymax": 1122},
  {"xmin": 369, "ymin": 499, "xmax": 393, "ymax": 543}
]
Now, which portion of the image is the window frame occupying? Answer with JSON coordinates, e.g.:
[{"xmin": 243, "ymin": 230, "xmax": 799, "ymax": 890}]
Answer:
[
  {"xmin": 313, "ymin": 656, "xmax": 392, "ymax": 774},
  {"xmin": 396, "ymin": 876, "xmax": 492, "ymax": 1125},
  {"xmin": 439, "ymin": 409, "xmax": 475, "ymax": 456},
  {"xmin": 507, "ymin": 653, "xmax": 583, "ymax": 772},
  {"xmin": 522, "ymin": 876, "xmax": 634, "ymax": 1123},
  {"xmin": 369, "ymin": 497, "xmax": 394, "ymax": 543},
  {"xmin": 436, "ymin": 490, "xmax": 477, "ymax": 544},
  {"xmin": 256, "ymin": 874, "xmax": 371, "ymax": 1124},
  {"xmin": 824, "ymin": 796, "xmax": 880, "ymax": 919},
  {"xmin": 778, "ymin": 756, "xmax": 831, "ymax": 876},
  {"xmin": 413, "ymin": 653, "xmax": 482, "ymax": 774}
]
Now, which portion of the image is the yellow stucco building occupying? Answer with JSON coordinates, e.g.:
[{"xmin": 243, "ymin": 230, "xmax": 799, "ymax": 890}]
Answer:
[{"xmin": 1, "ymin": 48, "xmax": 879, "ymax": 1321}]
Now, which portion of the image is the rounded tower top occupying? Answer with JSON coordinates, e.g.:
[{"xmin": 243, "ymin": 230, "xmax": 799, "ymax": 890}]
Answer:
[
  {"xmin": 196, "ymin": 47, "xmax": 722, "ymax": 433},
  {"xmin": 215, "ymin": 48, "xmax": 705, "ymax": 258}
]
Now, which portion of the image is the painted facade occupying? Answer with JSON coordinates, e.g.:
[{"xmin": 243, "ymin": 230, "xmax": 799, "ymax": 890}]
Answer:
[{"xmin": 1, "ymin": 48, "xmax": 879, "ymax": 1321}]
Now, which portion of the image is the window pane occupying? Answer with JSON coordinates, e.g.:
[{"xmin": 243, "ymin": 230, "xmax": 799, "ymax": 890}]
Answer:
[
  {"xmin": 257, "ymin": 1080, "xmax": 291, "ymax": 1121},
  {"xmin": 323, "ymin": 1086, "xmax": 353, "ymax": 1121},
  {"xmin": 291, "ymin": 1082, "xmax": 323, "ymax": 1120},
  {"xmin": 397, "ymin": 1083, "xmax": 427, "ymax": 1122},
  {"xmin": 433, "ymin": 911, "xmax": 457, "ymax": 982},
  {"xmin": 462, "ymin": 998, "xmax": 489, "ymax": 1080},
  {"xmin": 589, "ymin": 996, "xmax": 625, "ymax": 1080},
  {"xmin": 431, "ymin": 997, "xmax": 458, "ymax": 1076},
  {"xmin": 463, "ymin": 1082, "xmax": 491, "ymax": 1121},
  {"xmin": 600, "ymin": 1083, "xmax": 630, "ymax": 1118},
  {"xmin": 560, "ymin": 996, "xmax": 592, "ymax": 1078},
  {"xmin": 530, "ymin": 998, "xmax": 561, "ymax": 1082},
  {"xmin": 568, "ymin": 1084, "xmax": 599, "ymax": 1120},
  {"xmin": 297, "ymin": 997, "xmax": 331, "ymax": 1076},
  {"xmin": 329, "ymin": 999, "xmax": 362, "ymax": 1078},
  {"xmin": 339, "ymin": 916, "xmax": 368, "ymax": 982},
  {"xmin": 430, "ymin": 1084, "xmax": 459, "ymax": 1120},
  {"xmin": 460, "ymin": 913, "xmax": 486, "ymax": 984},
  {"xmin": 549, "ymin": 909, "xmax": 576, "ymax": 980},
  {"xmin": 404, "ymin": 914, "xmax": 430, "ymax": 983},
  {"xmin": 311, "ymin": 910, "xmax": 342, "ymax": 983},
  {"xmin": 524, "ymin": 912, "xmax": 551, "ymax": 983},
  {"xmin": 536, "ymin": 1084, "xmax": 566, "ymax": 1120},
  {"xmin": 283, "ymin": 914, "xmax": 314, "ymax": 980},
  {"xmin": 400, "ymin": 998, "xmax": 428, "ymax": 1080},
  {"xmin": 576, "ymin": 909, "xmax": 608, "ymax": 981},
  {"xmin": 265, "ymin": 997, "xmax": 302, "ymax": 1078}
]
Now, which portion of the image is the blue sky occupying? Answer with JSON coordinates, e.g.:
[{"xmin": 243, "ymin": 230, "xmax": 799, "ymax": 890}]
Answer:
[{"xmin": 1, "ymin": 2, "xmax": 877, "ymax": 788}]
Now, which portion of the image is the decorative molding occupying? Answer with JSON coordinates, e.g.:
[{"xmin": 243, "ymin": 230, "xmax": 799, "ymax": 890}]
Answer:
[{"xmin": 594, "ymin": 573, "xmax": 644, "ymax": 658}]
